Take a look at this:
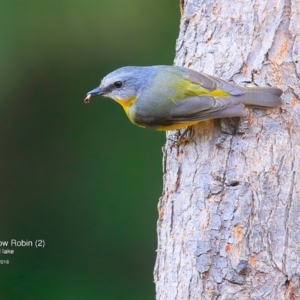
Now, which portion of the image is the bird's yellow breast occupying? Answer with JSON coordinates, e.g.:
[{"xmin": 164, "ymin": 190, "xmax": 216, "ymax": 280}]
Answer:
[{"xmin": 114, "ymin": 97, "xmax": 136, "ymax": 123}]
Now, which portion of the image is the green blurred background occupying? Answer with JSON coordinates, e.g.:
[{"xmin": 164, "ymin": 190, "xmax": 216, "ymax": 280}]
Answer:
[{"xmin": 0, "ymin": 1, "xmax": 179, "ymax": 299}]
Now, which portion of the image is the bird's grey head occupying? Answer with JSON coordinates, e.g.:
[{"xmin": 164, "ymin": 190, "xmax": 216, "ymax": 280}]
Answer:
[{"xmin": 86, "ymin": 66, "xmax": 156, "ymax": 102}]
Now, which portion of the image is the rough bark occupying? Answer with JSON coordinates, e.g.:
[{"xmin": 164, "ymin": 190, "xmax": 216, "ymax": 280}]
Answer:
[{"xmin": 154, "ymin": 0, "xmax": 300, "ymax": 299}]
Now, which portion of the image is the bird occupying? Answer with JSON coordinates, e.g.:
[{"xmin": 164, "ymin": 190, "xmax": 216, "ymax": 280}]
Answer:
[{"xmin": 84, "ymin": 65, "xmax": 283, "ymax": 131}]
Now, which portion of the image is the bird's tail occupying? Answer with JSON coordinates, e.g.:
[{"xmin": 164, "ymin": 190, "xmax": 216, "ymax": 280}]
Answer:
[{"xmin": 239, "ymin": 87, "xmax": 283, "ymax": 108}]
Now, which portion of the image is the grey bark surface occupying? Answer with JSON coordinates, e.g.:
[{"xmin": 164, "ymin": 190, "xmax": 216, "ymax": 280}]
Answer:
[{"xmin": 154, "ymin": 0, "xmax": 300, "ymax": 299}]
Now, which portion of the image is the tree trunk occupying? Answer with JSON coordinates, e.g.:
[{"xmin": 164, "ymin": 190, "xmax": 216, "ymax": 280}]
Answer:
[{"xmin": 154, "ymin": 0, "xmax": 300, "ymax": 299}]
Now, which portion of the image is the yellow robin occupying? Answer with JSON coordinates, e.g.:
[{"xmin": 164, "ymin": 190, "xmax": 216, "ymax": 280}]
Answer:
[{"xmin": 84, "ymin": 66, "xmax": 282, "ymax": 130}]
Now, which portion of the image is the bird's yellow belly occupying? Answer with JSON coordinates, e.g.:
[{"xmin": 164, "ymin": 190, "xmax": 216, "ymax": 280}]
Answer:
[
  {"xmin": 114, "ymin": 97, "xmax": 199, "ymax": 131},
  {"xmin": 156, "ymin": 121, "xmax": 199, "ymax": 131}
]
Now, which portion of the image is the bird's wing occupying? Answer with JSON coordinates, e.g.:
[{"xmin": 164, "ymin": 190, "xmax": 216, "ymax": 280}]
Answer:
[
  {"xmin": 169, "ymin": 95, "xmax": 245, "ymax": 122},
  {"xmin": 176, "ymin": 66, "xmax": 246, "ymax": 96}
]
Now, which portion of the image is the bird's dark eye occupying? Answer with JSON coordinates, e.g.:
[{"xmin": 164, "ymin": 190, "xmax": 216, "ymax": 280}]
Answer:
[{"xmin": 114, "ymin": 81, "xmax": 123, "ymax": 88}]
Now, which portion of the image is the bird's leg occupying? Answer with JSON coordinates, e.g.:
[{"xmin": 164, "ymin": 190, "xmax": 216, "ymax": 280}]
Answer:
[{"xmin": 178, "ymin": 126, "xmax": 195, "ymax": 145}]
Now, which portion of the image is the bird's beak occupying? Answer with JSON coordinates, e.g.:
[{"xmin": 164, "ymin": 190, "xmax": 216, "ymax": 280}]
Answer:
[
  {"xmin": 84, "ymin": 87, "xmax": 104, "ymax": 103},
  {"xmin": 87, "ymin": 87, "xmax": 104, "ymax": 97}
]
